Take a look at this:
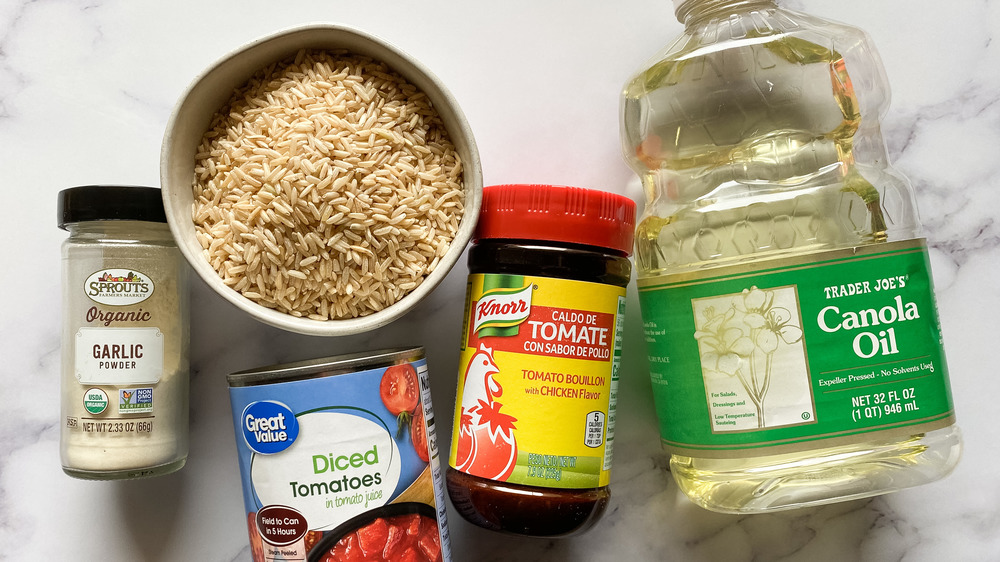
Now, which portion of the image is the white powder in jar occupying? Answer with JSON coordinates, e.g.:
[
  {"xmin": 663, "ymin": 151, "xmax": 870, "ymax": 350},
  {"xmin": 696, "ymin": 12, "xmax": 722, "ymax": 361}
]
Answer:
[{"xmin": 58, "ymin": 186, "xmax": 190, "ymax": 479}]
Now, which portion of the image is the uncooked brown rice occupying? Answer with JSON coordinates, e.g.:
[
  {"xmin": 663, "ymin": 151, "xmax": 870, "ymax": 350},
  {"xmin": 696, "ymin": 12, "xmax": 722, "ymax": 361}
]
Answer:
[{"xmin": 192, "ymin": 49, "xmax": 464, "ymax": 320}]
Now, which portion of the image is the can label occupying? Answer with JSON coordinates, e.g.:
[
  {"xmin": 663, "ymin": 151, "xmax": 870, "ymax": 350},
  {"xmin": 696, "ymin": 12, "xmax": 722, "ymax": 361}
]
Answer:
[
  {"xmin": 637, "ymin": 239, "xmax": 956, "ymax": 458},
  {"xmin": 229, "ymin": 357, "xmax": 450, "ymax": 562},
  {"xmin": 449, "ymin": 274, "xmax": 626, "ymax": 489}
]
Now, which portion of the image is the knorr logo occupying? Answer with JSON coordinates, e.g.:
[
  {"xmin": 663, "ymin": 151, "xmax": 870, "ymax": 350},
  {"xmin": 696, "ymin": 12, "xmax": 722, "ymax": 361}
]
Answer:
[
  {"xmin": 86, "ymin": 269, "xmax": 154, "ymax": 306},
  {"xmin": 475, "ymin": 285, "xmax": 533, "ymax": 333}
]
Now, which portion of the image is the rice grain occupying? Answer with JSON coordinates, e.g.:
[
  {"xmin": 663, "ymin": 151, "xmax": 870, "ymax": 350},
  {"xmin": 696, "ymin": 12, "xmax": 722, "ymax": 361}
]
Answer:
[{"xmin": 192, "ymin": 49, "xmax": 464, "ymax": 320}]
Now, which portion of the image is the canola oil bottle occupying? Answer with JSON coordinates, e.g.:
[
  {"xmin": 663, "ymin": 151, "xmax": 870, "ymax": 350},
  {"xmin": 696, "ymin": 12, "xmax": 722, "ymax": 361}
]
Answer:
[{"xmin": 621, "ymin": 0, "xmax": 962, "ymax": 513}]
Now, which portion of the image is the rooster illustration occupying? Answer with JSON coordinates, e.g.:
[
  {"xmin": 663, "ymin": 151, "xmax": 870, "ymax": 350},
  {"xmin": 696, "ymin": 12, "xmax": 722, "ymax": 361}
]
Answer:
[
  {"xmin": 460, "ymin": 343, "xmax": 502, "ymax": 418},
  {"xmin": 455, "ymin": 344, "xmax": 518, "ymax": 480}
]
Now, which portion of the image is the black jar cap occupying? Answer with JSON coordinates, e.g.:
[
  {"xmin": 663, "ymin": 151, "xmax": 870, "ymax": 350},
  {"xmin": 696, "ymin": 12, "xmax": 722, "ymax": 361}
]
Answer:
[{"xmin": 58, "ymin": 185, "xmax": 167, "ymax": 230}]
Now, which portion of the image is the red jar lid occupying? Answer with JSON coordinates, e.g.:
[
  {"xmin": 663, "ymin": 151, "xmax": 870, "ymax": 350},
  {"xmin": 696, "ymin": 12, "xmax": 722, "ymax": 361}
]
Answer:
[{"xmin": 475, "ymin": 184, "xmax": 636, "ymax": 255}]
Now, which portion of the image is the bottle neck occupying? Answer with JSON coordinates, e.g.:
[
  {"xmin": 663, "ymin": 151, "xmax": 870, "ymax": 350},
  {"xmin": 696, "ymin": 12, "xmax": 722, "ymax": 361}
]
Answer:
[{"xmin": 675, "ymin": 0, "xmax": 777, "ymax": 26}]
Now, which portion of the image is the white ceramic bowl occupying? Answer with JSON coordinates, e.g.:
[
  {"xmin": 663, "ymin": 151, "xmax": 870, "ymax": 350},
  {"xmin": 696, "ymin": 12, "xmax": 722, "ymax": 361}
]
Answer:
[{"xmin": 161, "ymin": 23, "xmax": 482, "ymax": 336}]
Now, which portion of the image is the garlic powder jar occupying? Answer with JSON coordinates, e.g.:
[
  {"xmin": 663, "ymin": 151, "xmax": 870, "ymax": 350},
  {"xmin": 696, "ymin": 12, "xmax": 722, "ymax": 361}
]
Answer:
[{"xmin": 58, "ymin": 185, "xmax": 190, "ymax": 479}]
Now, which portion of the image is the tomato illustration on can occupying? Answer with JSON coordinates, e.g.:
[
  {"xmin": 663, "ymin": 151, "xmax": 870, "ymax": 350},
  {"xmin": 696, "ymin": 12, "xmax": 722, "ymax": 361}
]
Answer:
[{"xmin": 380, "ymin": 363, "xmax": 420, "ymax": 417}]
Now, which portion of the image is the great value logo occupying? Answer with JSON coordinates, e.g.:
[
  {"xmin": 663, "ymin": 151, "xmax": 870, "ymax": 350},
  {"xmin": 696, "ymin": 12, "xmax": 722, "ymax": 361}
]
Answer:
[
  {"xmin": 85, "ymin": 269, "xmax": 154, "ymax": 306},
  {"xmin": 474, "ymin": 285, "xmax": 533, "ymax": 334},
  {"xmin": 242, "ymin": 401, "xmax": 300, "ymax": 455}
]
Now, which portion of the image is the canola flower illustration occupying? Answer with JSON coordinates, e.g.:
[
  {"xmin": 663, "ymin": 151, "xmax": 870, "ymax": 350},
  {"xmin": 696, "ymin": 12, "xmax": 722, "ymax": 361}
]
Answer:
[{"xmin": 694, "ymin": 287, "xmax": 804, "ymax": 429}]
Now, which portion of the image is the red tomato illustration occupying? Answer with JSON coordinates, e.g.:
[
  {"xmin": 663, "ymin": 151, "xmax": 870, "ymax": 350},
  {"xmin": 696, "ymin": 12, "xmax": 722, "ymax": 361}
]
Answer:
[
  {"xmin": 380, "ymin": 364, "xmax": 420, "ymax": 416},
  {"xmin": 411, "ymin": 407, "xmax": 429, "ymax": 463},
  {"xmin": 454, "ymin": 411, "xmax": 476, "ymax": 471},
  {"xmin": 465, "ymin": 400, "xmax": 517, "ymax": 481}
]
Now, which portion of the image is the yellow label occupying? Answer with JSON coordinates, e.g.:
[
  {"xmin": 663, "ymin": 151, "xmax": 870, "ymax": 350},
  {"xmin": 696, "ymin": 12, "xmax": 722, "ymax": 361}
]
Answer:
[{"xmin": 449, "ymin": 273, "xmax": 626, "ymax": 489}]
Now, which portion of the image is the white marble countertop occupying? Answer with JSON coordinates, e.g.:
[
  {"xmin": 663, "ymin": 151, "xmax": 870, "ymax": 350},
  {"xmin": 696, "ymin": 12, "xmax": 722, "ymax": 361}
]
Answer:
[{"xmin": 4, "ymin": 0, "xmax": 997, "ymax": 560}]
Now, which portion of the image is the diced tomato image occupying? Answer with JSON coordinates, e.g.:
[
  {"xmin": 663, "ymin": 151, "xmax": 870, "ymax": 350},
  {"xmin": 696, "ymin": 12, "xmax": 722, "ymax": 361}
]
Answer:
[
  {"xmin": 406, "ymin": 514, "xmax": 421, "ymax": 536},
  {"xmin": 381, "ymin": 521, "xmax": 406, "ymax": 559},
  {"xmin": 379, "ymin": 364, "xmax": 420, "ymax": 416},
  {"xmin": 417, "ymin": 530, "xmax": 442, "ymax": 561},
  {"xmin": 356, "ymin": 518, "xmax": 388, "ymax": 556},
  {"xmin": 318, "ymin": 512, "xmax": 442, "ymax": 562},
  {"xmin": 398, "ymin": 547, "xmax": 422, "ymax": 562},
  {"xmin": 326, "ymin": 533, "xmax": 358, "ymax": 561}
]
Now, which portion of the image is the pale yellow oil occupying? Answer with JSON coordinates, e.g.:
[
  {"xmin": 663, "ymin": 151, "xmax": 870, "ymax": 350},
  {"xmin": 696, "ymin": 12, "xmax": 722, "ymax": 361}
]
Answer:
[{"xmin": 622, "ymin": 5, "xmax": 961, "ymax": 513}]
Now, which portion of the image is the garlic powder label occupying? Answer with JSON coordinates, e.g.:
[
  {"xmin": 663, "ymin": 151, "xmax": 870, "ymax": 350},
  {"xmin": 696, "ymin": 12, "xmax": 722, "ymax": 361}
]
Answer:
[
  {"xmin": 85, "ymin": 268, "xmax": 154, "ymax": 306},
  {"xmin": 75, "ymin": 327, "xmax": 164, "ymax": 384}
]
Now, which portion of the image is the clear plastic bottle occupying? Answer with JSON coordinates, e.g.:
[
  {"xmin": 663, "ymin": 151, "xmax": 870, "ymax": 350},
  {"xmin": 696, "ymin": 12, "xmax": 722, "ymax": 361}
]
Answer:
[{"xmin": 621, "ymin": 0, "xmax": 961, "ymax": 513}]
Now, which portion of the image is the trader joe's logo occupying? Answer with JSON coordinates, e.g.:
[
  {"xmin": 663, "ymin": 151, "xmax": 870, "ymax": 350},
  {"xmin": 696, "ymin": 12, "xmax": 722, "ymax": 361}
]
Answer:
[
  {"xmin": 86, "ymin": 269, "xmax": 154, "ymax": 306},
  {"xmin": 474, "ymin": 285, "xmax": 533, "ymax": 334}
]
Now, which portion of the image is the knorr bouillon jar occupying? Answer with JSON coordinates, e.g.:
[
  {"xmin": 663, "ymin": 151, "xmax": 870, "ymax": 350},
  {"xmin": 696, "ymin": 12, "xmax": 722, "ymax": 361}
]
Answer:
[
  {"xmin": 620, "ymin": 0, "xmax": 962, "ymax": 512},
  {"xmin": 447, "ymin": 184, "xmax": 635, "ymax": 536}
]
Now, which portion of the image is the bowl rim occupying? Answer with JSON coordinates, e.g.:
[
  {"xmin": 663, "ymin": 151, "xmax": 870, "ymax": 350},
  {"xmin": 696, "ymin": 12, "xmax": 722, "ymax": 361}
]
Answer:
[{"xmin": 160, "ymin": 22, "xmax": 482, "ymax": 336}]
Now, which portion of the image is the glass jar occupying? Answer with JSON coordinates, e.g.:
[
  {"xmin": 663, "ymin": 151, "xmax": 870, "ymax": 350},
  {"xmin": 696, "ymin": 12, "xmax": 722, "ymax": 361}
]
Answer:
[
  {"xmin": 447, "ymin": 184, "xmax": 635, "ymax": 536},
  {"xmin": 58, "ymin": 185, "xmax": 190, "ymax": 479},
  {"xmin": 620, "ymin": 0, "xmax": 962, "ymax": 512}
]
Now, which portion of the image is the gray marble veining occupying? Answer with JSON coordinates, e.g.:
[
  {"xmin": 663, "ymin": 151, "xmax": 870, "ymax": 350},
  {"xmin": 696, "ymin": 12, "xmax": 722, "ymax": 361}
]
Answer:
[{"xmin": 2, "ymin": 0, "xmax": 995, "ymax": 560}]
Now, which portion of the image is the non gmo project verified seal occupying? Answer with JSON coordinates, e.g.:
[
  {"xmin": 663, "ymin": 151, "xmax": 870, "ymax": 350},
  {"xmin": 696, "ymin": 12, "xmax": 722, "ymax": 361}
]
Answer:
[{"xmin": 119, "ymin": 388, "xmax": 153, "ymax": 414}]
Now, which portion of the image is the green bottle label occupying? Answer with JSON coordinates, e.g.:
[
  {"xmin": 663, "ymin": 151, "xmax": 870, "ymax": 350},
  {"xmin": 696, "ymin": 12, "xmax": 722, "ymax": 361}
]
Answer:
[{"xmin": 637, "ymin": 239, "xmax": 955, "ymax": 458}]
